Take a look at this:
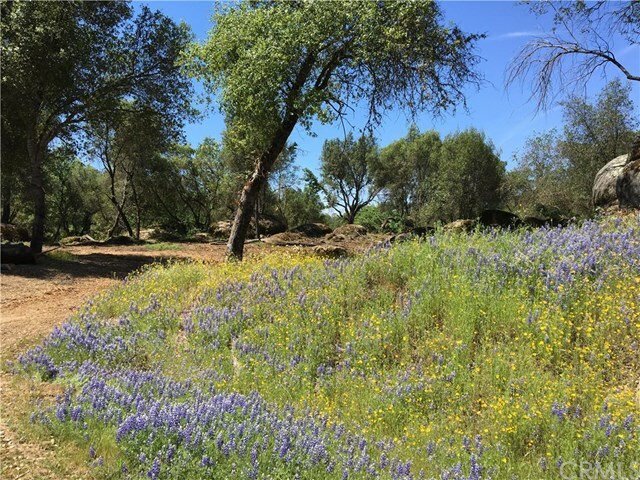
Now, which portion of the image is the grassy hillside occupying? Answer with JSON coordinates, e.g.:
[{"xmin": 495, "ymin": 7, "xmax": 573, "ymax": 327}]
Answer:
[{"xmin": 14, "ymin": 215, "xmax": 640, "ymax": 479}]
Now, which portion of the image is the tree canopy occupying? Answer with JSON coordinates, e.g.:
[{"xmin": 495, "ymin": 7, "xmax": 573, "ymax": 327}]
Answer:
[
  {"xmin": 507, "ymin": 80, "xmax": 638, "ymax": 217},
  {"xmin": 375, "ymin": 126, "xmax": 442, "ymax": 220},
  {"xmin": 1, "ymin": 0, "xmax": 194, "ymax": 251},
  {"xmin": 188, "ymin": 0, "xmax": 482, "ymax": 259},
  {"xmin": 308, "ymin": 133, "xmax": 380, "ymax": 224}
]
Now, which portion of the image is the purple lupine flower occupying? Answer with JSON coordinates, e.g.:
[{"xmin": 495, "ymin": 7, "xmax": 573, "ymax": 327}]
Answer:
[
  {"xmin": 147, "ymin": 456, "xmax": 161, "ymax": 480},
  {"xmin": 462, "ymin": 436, "xmax": 471, "ymax": 452},
  {"xmin": 551, "ymin": 401, "xmax": 568, "ymax": 421},
  {"xmin": 539, "ymin": 458, "xmax": 547, "ymax": 471},
  {"xmin": 623, "ymin": 414, "xmax": 634, "ymax": 431},
  {"xmin": 469, "ymin": 454, "xmax": 482, "ymax": 480}
]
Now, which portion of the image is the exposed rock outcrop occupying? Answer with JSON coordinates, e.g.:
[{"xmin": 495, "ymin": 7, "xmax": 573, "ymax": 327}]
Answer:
[
  {"xmin": 593, "ymin": 135, "xmax": 640, "ymax": 210},
  {"xmin": 262, "ymin": 232, "xmax": 317, "ymax": 246},
  {"xmin": 0, "ymin": 223, "xmax": 30, "ymax": 242},
  {"xmin": 250, "ymin": 213, "xmax": 287, "ymax": 237},
  {"xmin": 139, "ymin": 228, "xmax": 181, "ymax": 242},
  {"xmin": 329, "ymin": 224, "xmax": 367, "ymax": 239},
  {"xmin": 593, "ymin": 154, "xmax": 628, "ymax": 209},
  {"xmin": 211, "ymin": 221, "xmax": 233, "ymax": 239},
  {"xmin": 210, "ymin": 214, "xmax": 287, "ymax": 240},
  {"xmin": 290, "ymin": 223, "xmax": 333, "ymax": 237},
  {"xmin": 59, "ymin": 235, "xmax": 100, "ymax": 246},
  {"xmin": 444, "ymin": 219, "xmax": 476, "ymax": 232},
  {"xmin": 617, "ymin": 159, "xmax": 640, "ymax": 209}
]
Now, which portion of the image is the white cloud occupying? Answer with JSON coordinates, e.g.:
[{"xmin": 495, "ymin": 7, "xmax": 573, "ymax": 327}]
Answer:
[{"xmin": 494, "ymin": 31, "xmax": 540, "ymax": 40}]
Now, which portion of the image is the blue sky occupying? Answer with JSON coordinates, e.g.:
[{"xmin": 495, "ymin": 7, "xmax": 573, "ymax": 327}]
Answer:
[{"xmin": 143, "ymin": 1, "xmax": 640, "ymax": 174}]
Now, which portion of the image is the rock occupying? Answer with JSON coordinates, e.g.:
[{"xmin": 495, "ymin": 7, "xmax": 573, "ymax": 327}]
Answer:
[
  {"xmin": 59, "ymin": 236, "xmax": 82, "ymax": 245},
  {"xmin": 0, "ymin": 223, "xmax": 30, "ymax": 242},
  {"xmin": 191, "ymin": 232, "xmax": 211, "ymax": 243},
  {"xmin": 444, "ymin": 219, "xmax": 476, "ymax": 232},
  {"xmin": 593, "ymin": 154, "xmax": 629, "ymax": 208},
  {"xmin": 311, "ymin": 245, "xmax": 348, "ymax": 258},
  {"xmin": 59, "ymin": 235, "xmax": 100, "ymax": 246},
  {"xmin": 290, "ymin": 223, "xmax": 333, "ymax": 237},
  {"xmin": 388, "ymin": 232, "xmax": 415, "ymax": 244},
  {"xmin": 479, "ymin": 209, "xmax": 522, "ymax": 228},
  {"xmin": 104, "ymin": 235, "xmax": 138, "ymax": 245},
  {"xmin": 328, "ymin": 234, "xmax": 346, "ymax": 242},
  {"xmin": 1, "ymin": 243, "xmax": 36, "ymax": 264},
  {"xmin": 139, "ymin": 228, "xmax": 181, "ymax": 242},
  {"xmin": 211, "ymin": 214, "xmax": 287, "ymax": 240},
  {"xmin": 330, "ymin": 224, "xmax": 367, "ymax": 239},
  {"xmin": 392, "ymin": 233, "xmax": 413, "ymax": 243},
  {"xmin": 250, "ymin": 213, "xmax": 287, "ymax": 237},
  {"xmin": 262, "ymin": 232, "xmax": 317, "ymax": 246},
  {"xmin": 211, "ymin": 221, "xmax": 233, "ymax": 239},
  {"xmin": 617, "ymin": 159, "xmax": 640, "ymax": 209}
]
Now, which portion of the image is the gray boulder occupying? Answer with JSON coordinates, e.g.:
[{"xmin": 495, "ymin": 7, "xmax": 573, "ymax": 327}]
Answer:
[
  {"xmin": 326, "ymin": 223, "xmax": 367, "ymax": 240},
  {"xmin": 617, "ymin": 159, "xmax": 640, "ymax": 209},
  {"xmin": 444, "ymin": 219, "xmax": 476, "ymax": 232},
  {"xmin": 592, "ymin": 154, "xmax": 628, "ymax": 208},
  {"xmin": 291, "ymin": 223, "xmax": 333, "ymax": 237}
]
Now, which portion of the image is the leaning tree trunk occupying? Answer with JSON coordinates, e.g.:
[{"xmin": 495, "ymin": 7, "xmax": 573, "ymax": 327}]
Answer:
[
  {"xmin": 227, "ymin": 117, "xmax": 298, "ymax": 260},
  {"xmin": 226, "ymin": 47, "xmax": 334, "ymax": 260},
  {"xmin": 227, "ymin": 170, "xmax": 266, "ymax": 260}
]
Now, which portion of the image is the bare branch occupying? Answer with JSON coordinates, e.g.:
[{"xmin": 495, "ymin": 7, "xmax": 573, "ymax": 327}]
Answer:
[{"xmin": 507, "ymin": 1, "xmax": 639, "ymax": 110}]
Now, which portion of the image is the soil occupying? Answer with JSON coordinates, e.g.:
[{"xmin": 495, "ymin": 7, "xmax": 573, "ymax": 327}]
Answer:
[
  {"xmin": 0, "ymin": 236, "xmax": 385, "ymax": 479},
  {"xmin": 0, "ymin": 241, "xmax": 261, "ymax": 479}
]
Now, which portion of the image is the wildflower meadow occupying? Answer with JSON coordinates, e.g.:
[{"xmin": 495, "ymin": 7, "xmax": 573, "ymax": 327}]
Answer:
[{"xmin": 15, "ymin": 215, "xmax": 640, "ymax": 479}]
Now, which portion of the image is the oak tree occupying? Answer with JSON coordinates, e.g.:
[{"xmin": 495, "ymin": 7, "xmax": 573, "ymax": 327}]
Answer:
[
  {"xmin": 1, "ymin": 1, "xmax": 193, "ymax": 251},
  {"xmin": 188, "ymin": 0, "xmax": 482, "ymax": 259},
  {"xmin": 308, "ymin": 133, "xmax": 380, "ymax": 224}
]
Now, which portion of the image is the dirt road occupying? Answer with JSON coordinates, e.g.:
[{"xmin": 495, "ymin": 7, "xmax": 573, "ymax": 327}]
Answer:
[
  {"xmin": 0, "ymin": 236, "xmax": 377, "ymax": 478},
  {"xmin": 0, "ymin": 242, "xmax": 232, "ymax": 479}
]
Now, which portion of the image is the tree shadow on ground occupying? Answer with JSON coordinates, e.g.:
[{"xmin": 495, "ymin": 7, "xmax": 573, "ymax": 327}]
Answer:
[{"xmin": 2, "ymin": 252, "xmax": 181, "ymax": 281}]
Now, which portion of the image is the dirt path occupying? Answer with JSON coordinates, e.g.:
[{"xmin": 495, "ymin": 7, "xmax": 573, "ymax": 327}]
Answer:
[
  {"xmin": 0, "ymin": 242, "xmax": 233, "ymax": 479},
  {"xmin": 0, "ymin": 237, "xmax": 377, "ymax": 479},
  {"xmin": 0, "ymin": 243, "xmax": 229, "ymax": 358}
]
